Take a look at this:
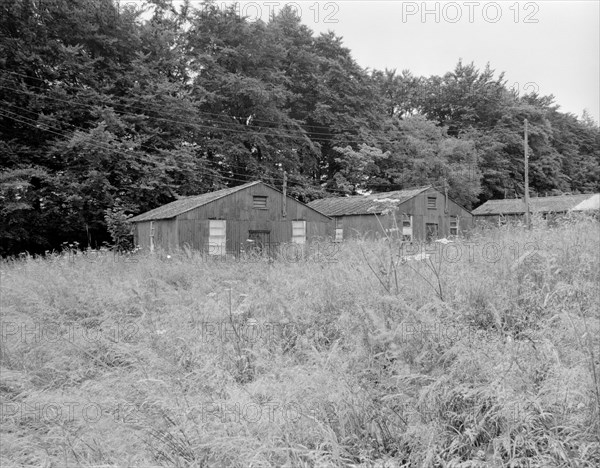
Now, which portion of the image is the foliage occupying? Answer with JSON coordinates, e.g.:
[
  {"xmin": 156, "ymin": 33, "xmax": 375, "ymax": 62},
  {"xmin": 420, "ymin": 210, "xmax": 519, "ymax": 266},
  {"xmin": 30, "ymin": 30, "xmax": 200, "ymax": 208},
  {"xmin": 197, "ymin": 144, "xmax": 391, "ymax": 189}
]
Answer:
[
  {"xmin": 1, "ymin": 0, "xmax": 598, "ymax": 255},
  {"xmin": 1, "ymin": 220, "xmax": 599, "ymax": 466},
  {"xmin": 104, "ymin": 203, "xmax": 135, "ymax": 252}
]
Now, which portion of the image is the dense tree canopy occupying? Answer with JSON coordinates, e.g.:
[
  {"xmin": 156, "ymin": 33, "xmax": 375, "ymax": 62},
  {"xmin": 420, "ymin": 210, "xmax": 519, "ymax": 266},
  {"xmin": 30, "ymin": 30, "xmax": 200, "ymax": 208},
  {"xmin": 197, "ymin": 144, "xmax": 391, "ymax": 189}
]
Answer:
[{"xmin": 1, "ymin": 0, "xmax": 598, "ymax": 255}]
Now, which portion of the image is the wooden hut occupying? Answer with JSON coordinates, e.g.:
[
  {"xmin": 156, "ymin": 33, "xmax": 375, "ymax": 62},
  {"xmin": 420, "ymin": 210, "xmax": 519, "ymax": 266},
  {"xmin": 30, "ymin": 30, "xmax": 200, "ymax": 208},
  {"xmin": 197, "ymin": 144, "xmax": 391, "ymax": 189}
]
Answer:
[
  {"xmin": 130, "ymin": 181, "xmax": 331, "ymax": 254},
  {"xmin": 307, "ymin": 186, "xmax": 473, "ymax": 242},
  {"xmin": 472, "ymin": 193, "xmax": 600, "ymax": 226}
]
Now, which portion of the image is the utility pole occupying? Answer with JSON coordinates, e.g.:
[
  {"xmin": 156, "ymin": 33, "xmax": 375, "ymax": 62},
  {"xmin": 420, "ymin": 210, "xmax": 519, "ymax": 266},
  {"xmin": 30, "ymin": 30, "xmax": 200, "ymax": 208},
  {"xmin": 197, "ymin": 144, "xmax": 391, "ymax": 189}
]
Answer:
[
  {"xmin": 282, "ymin": 170, "xmax": 287, "ymax": 218},
  {"xmin": 443, "ymin": 177, "xmax": 449, "ymax": 213},
  {"xmin": 524, "ymin": 119, "xmax": 531, "ymax": 229}
]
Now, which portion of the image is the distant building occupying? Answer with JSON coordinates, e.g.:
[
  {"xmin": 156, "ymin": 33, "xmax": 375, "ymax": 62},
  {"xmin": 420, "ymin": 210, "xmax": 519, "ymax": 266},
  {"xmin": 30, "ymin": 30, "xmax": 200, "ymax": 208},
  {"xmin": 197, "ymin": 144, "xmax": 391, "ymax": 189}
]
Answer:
[
  {"xmin": 130, "ymin": 181, "xmax": 331, "ymax": 254},
  {"xmin": 472, "ymin": 193, "xmax": 600, "ymax": 225},
  {"xmin": 307, "ymin": 186, "xmax": 473, "ymax": 242}
]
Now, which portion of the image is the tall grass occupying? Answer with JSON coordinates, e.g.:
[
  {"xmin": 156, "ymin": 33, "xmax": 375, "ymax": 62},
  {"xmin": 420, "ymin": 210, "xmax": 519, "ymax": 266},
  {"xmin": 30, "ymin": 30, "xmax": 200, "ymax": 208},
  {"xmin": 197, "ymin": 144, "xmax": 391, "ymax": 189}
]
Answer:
[{"xmin": 1, "ymin": 218, "xmax": 599, "ymax": 467}]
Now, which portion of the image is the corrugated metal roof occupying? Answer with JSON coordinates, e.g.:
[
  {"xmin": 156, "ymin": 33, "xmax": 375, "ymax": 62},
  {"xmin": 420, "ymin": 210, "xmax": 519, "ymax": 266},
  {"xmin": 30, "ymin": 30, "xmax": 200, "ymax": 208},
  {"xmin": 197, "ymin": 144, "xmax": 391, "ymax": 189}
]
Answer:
[
  {"xmin": 130, "ymin": 181, "xmax": 261, "ymax": 222},
  {"xmin": 307, "ymin": 186, "xmax": 431, "ymax": 216},
  {"xmin": 572, "ymin": 194, "xmax": 600, "ymax": 211},
  {"xmin": 472, "ymin": 193, "xmax": 599, "ymax": 216}
]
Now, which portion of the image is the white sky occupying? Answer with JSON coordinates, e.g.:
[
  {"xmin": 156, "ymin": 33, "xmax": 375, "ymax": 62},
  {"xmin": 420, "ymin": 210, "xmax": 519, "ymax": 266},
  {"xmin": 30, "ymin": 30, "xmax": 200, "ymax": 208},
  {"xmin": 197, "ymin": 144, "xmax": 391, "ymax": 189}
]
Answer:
[
  {"xmin": 229, "ymin": 1, "xmax": 600, "ymax": 122},
  {"xmin": 140, "ymin": 1, "xmax": 600, "ymax": 122}
]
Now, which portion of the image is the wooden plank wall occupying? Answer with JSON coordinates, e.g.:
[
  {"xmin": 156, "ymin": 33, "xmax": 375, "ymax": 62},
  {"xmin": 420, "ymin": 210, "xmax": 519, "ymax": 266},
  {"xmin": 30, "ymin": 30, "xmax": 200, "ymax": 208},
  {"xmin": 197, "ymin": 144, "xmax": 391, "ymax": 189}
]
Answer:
[
  {"xmin": 134, "ymin": 185, "xmax": 474, "ymax": 251},
  {"xmin": 175, "ymin": 184, "xmax": 331, "ymax": 253},
  {"xmin": 155, "ymin": 219, "xmax": 177, "ymax": 249},
  {"xmin": 403, "ymin": 188, "xmax": 473, "ymax": 239},
  {"xmin": 336, "ymin": 214, "xmax": 393, "ymax": 239},
  {"xmin": 134, "ymin": 219, "xmax": 178, "ymax": 250},
  {"xmin": 177, "ymin": 219, "xmax": 209, "ymax": 250},
  {"xmin": 134, "ymin": 221, "xmax": 150, "ymax": 249},
  {"xmin": 337, "ymin": 188, "xmax": 473, "ymax": 241},
  {"xmin": 474, "ymin": 214, "xmax": 524, "ymax": 227}
]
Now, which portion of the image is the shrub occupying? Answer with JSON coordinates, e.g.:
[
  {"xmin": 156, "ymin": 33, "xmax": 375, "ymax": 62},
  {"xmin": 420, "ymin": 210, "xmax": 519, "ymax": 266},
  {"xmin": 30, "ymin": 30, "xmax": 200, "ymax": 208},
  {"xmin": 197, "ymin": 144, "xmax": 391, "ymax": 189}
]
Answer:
[{"xmin": 104, "ymin": 203, "xmax": 135, "ymax": 252}]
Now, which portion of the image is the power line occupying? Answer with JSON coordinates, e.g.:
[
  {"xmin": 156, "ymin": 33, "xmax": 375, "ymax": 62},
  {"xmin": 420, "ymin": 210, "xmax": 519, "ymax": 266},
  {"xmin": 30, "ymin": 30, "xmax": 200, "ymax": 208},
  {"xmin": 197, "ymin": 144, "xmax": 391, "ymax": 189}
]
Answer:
[
  {"xmin": 0, "ymin": 91, "xmax": 459, "ymax": 197},
  {"xmin": 0, "ymin": 82, "xmax": 465, "ymax": 189},
  {"xmin": 0, "ymin": 100, "xmax": 292, "ymax": 185},
  {"xmin": 1, "ymin": 79, "xmax": 536, "ymax": 161},
  {"xmin": 0, "ymin": 105, "xmax": 454, "ymax": 196},
  {"xmin": 0, "ymin": 83, "xmax": 344, "ymax": 144},
  {"xmin": 0, "ymin": 91, "xmax": 400, "ymax": 194},
  {"xmin": 2, "ymin": 73, "xmax": 528, "ymax": 150},
  {"xmin": 1, "ymin": 69, "xmax": 348, "ymax": 133},
  {"xmin": 0, "ymin": 107, "xmax": 346, "ymax": 195},
  {"xmin": 0, "ymin": 107, "xmax": 232, "ymax": 185},
  {"xmin": 0, "ymin": 82, "xmax": 385, "ymax": 149}
]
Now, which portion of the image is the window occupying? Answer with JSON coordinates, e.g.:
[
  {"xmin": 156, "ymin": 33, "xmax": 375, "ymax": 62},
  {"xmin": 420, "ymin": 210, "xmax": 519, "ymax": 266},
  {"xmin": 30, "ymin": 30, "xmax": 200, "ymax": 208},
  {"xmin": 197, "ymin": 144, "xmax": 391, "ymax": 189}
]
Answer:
[
  {"xmin": 450, "ymin": 216, "xmax": 459, "ymax": 236},
  {"xmin": 292, "ymin": 221, "xmax": 306, "ymax": 244},
  {"xmin": 427, "ymin": 197, "xmax": 437, "ymax": 209},
  {"xmin": 149, "ymin": 221, "xmax": 155, "ymax": 252},
  {"xmin": 334, "ymin": 218, "xmax": 343, "ymax": 242},
  {"xmin": 253, "ymin": 196, "xmax": 268, "ymax": 209},
  {"xmin": 401, "ymin": 214, "xmax": 413, "ymax": 242},
  {"xmin": 208, "ymin": 220, "xmax": 226, "ymax": 255}
]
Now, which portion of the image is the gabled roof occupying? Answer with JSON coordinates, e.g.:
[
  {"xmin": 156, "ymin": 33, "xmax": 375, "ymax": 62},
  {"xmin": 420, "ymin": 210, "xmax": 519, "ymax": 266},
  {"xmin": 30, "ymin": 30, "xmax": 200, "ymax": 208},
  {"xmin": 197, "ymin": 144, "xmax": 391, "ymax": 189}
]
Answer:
[
  {"xmin": 572, "ymin": 194, "xmax": 600, "ymax": 211},
  {"xmin": 472, "ymin": 193, "xmax": 599, "ymax": 216},
  {"xmin": 130, "ymin": 181, "xmax": 262, "ymax": 222},
  {"xmin": 307, "ymin": 186, "xmax": 431, "ymax": 216},
  {"xmin": 130, "ymin": 181, "xmax": 331, "ymax": 222}
]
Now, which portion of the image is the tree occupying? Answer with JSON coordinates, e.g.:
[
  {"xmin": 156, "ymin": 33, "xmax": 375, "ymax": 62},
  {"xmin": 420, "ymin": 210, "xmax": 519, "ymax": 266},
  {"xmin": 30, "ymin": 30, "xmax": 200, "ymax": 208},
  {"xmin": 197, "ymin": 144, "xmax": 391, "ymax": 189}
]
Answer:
[{"xmin": 0, "ymin": 1, "xmax": 596, "ymax": 255}]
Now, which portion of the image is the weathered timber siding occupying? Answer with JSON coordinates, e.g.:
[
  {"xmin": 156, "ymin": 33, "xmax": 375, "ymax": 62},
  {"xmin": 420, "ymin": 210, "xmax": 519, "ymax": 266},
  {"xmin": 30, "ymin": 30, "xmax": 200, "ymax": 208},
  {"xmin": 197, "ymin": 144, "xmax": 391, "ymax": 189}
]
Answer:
[
  {"xmin": 177, "ymin": 184, "xmax": 330, "ymax": 252},
  {"xmin": 407, "ymin": 188, "xmax": 473, "ymax": 238},
  {"xmin": 134, "ymin": 219, "xmax": 178, "ymax": 250},
  {"xmin": 134, "ymin": 183, "xmax": 331, "ymax": 252},
  {"xmin": 177, "ymin": 219, "xmax": 209, "ymax": 250},
  {"xmin": 336, "ymin": 188, "xmax": 473, "ymax": 241}
]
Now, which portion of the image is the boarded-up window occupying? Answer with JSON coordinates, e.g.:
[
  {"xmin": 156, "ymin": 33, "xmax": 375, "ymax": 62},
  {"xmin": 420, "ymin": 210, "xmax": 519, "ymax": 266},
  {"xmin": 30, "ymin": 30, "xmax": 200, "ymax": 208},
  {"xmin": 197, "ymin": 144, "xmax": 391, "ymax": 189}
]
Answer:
[
  {"xmin": 292, "ymin": 221, "xmax": 306, "ymax": 244},
  {"xmin": 334, "ymin": 218, "xmax": 343, "ymax": 242},
  {"xmin": 208, "ymin": 220, "xmax": 226, "ymax": 255},
  {"xmin": 149, "ymin": 221, "xmax": 155, "ymax": 252},
  {"xmin": 402, "ymin": 214, "xmax": 413, "ymax": 242},
  {"xmin": 253, "ymin": 196, "xmax": 267, "ymax": 209},
  {"xmin": 427, "ymin": 197, "xmax": 436, "ymax": 209},
  {"xmin": 450, "ymin": 216, "xmax": 459, "ymax": 236}
]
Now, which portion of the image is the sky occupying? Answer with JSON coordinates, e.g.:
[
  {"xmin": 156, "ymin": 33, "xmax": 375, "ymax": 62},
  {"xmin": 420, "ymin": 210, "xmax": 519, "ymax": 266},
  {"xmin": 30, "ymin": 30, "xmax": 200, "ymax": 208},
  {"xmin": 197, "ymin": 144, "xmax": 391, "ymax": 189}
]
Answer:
[{"xmin": 219, "ymin": 0, "xmax": 600, "ymax": 123}]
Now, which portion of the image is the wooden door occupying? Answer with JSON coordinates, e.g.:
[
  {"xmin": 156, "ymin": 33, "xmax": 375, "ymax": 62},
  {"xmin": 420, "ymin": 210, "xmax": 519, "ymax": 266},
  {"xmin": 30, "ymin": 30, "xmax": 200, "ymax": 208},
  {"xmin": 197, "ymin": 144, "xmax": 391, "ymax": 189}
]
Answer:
[
  {"xmin": 425, "ymin": 223, "xmax": 438, "ymax": 242},
  {"xmin": 247, "ymin": 230, "xmax": 271, "ymax": 255}
]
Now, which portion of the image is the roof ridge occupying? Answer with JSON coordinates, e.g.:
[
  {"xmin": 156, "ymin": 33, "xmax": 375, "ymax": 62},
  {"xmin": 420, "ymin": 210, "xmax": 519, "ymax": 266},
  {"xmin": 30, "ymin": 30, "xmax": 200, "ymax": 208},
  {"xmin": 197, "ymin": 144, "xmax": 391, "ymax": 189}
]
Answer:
[
  {"xmin": 473, "ymin": 193, "xmax": 599, "ymax": 215},
  {"xmin": 130, "ymin": 181, "xmax": 261, "ymax": 222},
  {"xmin": 482, "ymin": 193, "xmax": 596, "ymax": 203},
  {"xmin": 306, "ymin": 185, "xmax": 434, "ymax": 216},
  {"xmin": 130, "ymin": 181, "xmax": 332, "ymax": 222}
]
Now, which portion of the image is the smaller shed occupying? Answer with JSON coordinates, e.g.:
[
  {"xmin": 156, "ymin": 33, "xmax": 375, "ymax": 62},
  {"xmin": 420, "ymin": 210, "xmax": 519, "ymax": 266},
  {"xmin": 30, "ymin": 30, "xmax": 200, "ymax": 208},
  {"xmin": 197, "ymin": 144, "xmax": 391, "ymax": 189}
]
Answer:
[
  {"xmin": 307, "ymin": 186, "xmax": 473, "ymax": 242},
  {"xmin": 472, "ymin": 193, "xmax": 600, "ymax": 225},
  {"xmin": 130, "ymin": 181, "xmax": 331, "ymax": 254}
]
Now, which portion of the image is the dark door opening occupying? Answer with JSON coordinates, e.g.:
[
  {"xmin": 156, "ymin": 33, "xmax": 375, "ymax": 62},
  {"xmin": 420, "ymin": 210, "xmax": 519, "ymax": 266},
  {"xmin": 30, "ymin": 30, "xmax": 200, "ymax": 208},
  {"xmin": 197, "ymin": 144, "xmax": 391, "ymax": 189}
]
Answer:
[
  {"xmin": 246, "ymin": 230, "xmax": 272, "ymax": 255},
  {"xmin": 426, "ymin": 223, "xmax": 438, "ymax": 242}
]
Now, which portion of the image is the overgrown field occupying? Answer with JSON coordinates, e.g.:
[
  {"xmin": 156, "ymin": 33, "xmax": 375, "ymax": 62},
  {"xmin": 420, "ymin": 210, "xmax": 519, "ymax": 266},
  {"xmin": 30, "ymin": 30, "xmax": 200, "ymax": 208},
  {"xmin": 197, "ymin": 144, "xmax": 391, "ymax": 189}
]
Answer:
[{"xmin": 1, "ymin": 219, "xmax": 599, "ymax": 467}]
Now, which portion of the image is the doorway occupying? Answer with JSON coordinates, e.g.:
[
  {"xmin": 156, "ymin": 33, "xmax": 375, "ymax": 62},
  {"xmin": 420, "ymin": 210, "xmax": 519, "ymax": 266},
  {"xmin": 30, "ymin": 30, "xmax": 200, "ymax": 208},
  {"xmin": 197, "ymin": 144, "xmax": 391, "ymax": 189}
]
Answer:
[
  {"xmin": 247, "ymin": 230, "xmax": 272, "ymax": 255},
  {"xmin": 426, "ymin": 223, "xmax": 438, "ymax": 242}
]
